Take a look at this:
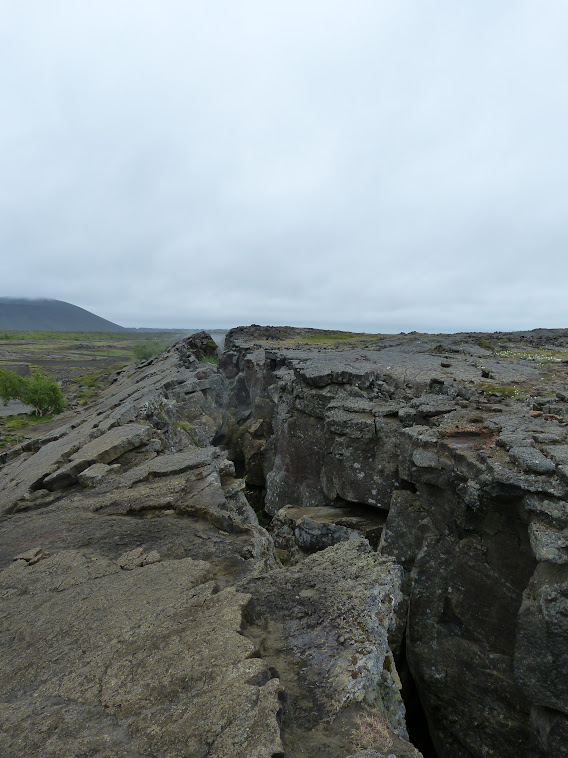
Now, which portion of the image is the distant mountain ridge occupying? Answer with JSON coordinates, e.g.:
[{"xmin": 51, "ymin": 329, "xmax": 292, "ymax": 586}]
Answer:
[{"xmin": 0, "ymin": 298, "xmax": 125, "ymax": 332}]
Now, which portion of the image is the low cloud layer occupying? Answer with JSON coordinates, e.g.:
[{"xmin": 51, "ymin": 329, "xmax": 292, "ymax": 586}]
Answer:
[{"xmin": 1, "ymin": 1, "xmax": 567, "ymax": 332}]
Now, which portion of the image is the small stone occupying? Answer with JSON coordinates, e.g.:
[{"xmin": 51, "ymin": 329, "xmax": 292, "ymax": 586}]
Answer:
[
  {"xmin": 117, "ymin": 547, "xmax": 146, "ymax": 570},
  {"xmin": 13, "ymin": 547, "xmax": 49, "ymax": 565},
  {"xmin": 142, "ymin": 550, "xmax": 161, "ymax": 566},
  {"xmin": 412, "ymin": 448, "xmax": 440, "ymax": 469}
]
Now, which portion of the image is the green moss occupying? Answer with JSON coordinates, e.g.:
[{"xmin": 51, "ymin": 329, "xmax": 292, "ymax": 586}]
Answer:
[
  {"xmin": 275, "ymin": 547, "xmax": 292, "ymax": 566},
  {"xmin": 480, "ymin": 383, "xmax": 526, "ymax": 399},
  {"xmin": 199, "ymin": 355, "xmax": 219, "ymax": 364}
]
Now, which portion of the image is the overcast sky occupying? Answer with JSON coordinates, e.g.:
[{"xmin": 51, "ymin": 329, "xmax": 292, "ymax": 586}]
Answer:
[{"xmin": 1, "ymin": 1, "xmax": 567, "ymax": 332}]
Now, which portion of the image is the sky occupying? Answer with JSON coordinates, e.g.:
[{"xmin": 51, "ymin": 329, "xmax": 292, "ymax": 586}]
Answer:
[{"xmin": 1, "ymin": 1, "xmax": 567, "ymax": 333}]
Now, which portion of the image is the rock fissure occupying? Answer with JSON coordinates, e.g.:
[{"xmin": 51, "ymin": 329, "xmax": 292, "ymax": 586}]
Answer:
[{"xmin": 2, "ymin": 327, "xmax": 568, "ymax": 756}]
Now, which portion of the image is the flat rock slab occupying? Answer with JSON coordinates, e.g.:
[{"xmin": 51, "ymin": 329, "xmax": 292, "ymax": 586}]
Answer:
[
  {"xmin": 123, "ymin": 446, "xmax": 221, "ymax": 486},
  {"xmin": 275, "ymin": 504, "xmax": 387, "ymax": 552},
  {"xmin": 77, "ymin": 462, "xmax": 120, "ymax": 487},
  {"xmin": 0, "ymin": 549, "xmax": 283, "ymax": 758},
  {"xmin": 509, "ymin": 446, "xmax": 557, "ymax": 475},
  {"xmin": 70, "ymin": 423, "xmax": 154, "ymax": 467},
  {"xmin": 44, "ymin": 424, "xmax": 153, "ymax": 490}
]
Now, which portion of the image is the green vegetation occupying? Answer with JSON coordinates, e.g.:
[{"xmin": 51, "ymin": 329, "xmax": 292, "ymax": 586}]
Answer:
[
  {"xmin": 134, "ymin": 341, "xmax": 166, "ymax": 362},
  {"xmin": 0, "ymin": 432, "xmax": 25, "ymax": 450},
  {"xmin": 74, "ymin": 365, "xmax": 126, "ymax": 388},
  {"xmin": 72, "ymin": 364, "xmax": 126, "ymax": 405},
  {"xmin": 0, "ymin": 369, "xmax": 26, "ymax": 405},
  {"xmin": 174, "ymin": 421, "xmax": 200, "ymax": 446},
  {"xmin": 0, "ymin": 369, "xmax": 66, "ymax": 416},
  {"xmin": 275, "ymin": 547, "xmax": 292, "ymax": 565},
  {"xmin": 2, "ymin": 414, "xmax": 55, "ymax": 431},
  {"xmin": 495, "ymin": 348, "xmax": 568, "ymax": 362},
  {"xmin": 294, "ymin": 331, "xmax": 373, "ymax": 344},
  {"xmin": 199, "ymin": 355, "xmax": 219, "ymax": 364},
  {"xmin": 0, "ymin": 329, "xmax": 139, "ymax": 343},
  {"xmin": 479, "ymin": 383, "xmax": 526, "ymax": 399},
  {"xmin": 0, "ymin": 329, "xmax": 178, "ymax": 365}
]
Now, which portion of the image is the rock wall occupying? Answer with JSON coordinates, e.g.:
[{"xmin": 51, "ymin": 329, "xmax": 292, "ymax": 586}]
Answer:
[
  {"xmin": 0, "ymin": 332, "xmax": 421, "ymax": 758},
  {"xmin": 221, "ymin": 327, "xmax": 568, "ymax": 758},
  {"xmin": 2, "ymin": 326, "xmax": 567, "ymax": 757}
]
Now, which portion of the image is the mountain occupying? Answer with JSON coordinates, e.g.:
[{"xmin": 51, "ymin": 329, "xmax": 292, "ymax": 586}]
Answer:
[{"xmin": 0, "ymin": 298, "xmax": 125, "ymax": 332}]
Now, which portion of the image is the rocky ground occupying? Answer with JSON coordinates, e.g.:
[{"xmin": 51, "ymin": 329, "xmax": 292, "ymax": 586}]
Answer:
[{"xmin": 1, "ymin": 326, "xmax": 567, "ymax": 757}]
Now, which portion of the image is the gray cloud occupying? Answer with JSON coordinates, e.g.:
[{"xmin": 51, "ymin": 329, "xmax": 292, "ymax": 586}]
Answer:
[{"xmin": 1, "ymin": 1, "xmax": 567, "ymax": 332}]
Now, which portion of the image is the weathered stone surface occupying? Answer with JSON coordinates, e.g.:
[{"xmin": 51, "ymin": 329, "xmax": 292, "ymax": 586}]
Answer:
[
  {"xmin": 509, "ymin": 446, "xmax": 557, "ymax": 475},
  {"xmin": 529, "ymin": 705, "xmax": 568, "ymax": 758},
  {"xmin": 0, "ymin": 551, "xmax": 283, "ymax": 758},
  {"xmin": 72, "ymin": 422, "xmax": 153, "ymax": 465},
  {"xmin": 77, "ymin": 462, "xmax": 120, "ymax": 487},
  {"xmin": 241, "ymin": 538, "xmax": 407, "ymax": 757},
  {"xmin": 122, "ymin": 446, "xmax": 222, "ymax": 486},
  {"xmin": 273, "ymin": 504, "xmax": 386, "ymax": 557},
  {"xmin": 529, "ymin": 521, "xmax": 568, "ymax": 563},
  {"xmin": 0, "ymin": 334, "xmax": 291, "ymax": 758},
  {"xmin": 39, "ymin": 424, "xmax": 154, "ymax": 491},
  {"xmin": 4, "ymin": 326, "xmax": 568, "ymax": 757},
  {"xmin": 515, "ymin": 562, "xmax": 568, "ymax": 716},
  {"xmin": 221, "ymin": 325, "xmax": 568, "ymax": 757},
  {"xmin": 117, "ymin": 546, "xmax": 162, "ymax": 569},
  {"xmin": 12, "ymin": 546, "xmax": 49, "ymax": 565},
  {"xmin": 346, "ymin": 738, "xmax": 423, "ymax": 758}
]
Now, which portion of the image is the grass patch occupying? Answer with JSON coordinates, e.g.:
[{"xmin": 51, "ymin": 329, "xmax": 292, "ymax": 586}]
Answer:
[
  {"xmin": 296, "ymin": 331, "xmax": 373, "ymax": 344},
  {"xmin": 174, "ymin": 421, "xmax": 200, "ymax": 446},
  {"xmin": 0, "ymin": 329, "xmax": 140, "ymax": 343},
  {"xmin": 0, "ymin": 432, "xmax": 25, "ymax": 449},
  {"xmin": 271, "ymin": 330, "xmax": 378, "ymax": 347},
  {"xmin": 74, "ymin": 365, "xmax": 125, "ymax": 388},
  {"xmin": 495, "ymin": 348, "xmax": 568, "ymax": 363},
  {"xmin": 352, "ymin": 710, "xmax": 392, "ymax": 751},
  {"xmin": 480, "ymin": 383, "xmax": 527, "ymax": 399},
  {"xmin": 199, "ymin": 355, "xmax": 219, "ymax": 364},
  {"xmin": 72, "ymin": 363, "xmax": 127, "ymax": 405},
  {"xmin": 1, "ymin": 413, "xmax": 55, "ymax": 431}
]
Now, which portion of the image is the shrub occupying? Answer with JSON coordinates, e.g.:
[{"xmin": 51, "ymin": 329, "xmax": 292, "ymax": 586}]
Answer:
[
  {"xmin": 0, "ymin": 369, "xmax": 26, "ymax": 405},
  {"xmin": 134, "ymin": 341, "xmax": 163, "ymax": 362},
  {"xmin": 0, "ymin": 369, "xmax": 65, "ymax": 416},
  {"xmin": 20, "ymin": 373, "xmax": 66, "ymax": 416}
]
